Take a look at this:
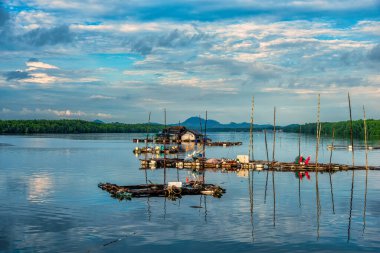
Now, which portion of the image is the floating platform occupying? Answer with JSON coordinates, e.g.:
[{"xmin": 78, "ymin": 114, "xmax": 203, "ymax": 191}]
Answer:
[
  {"xmin": 139, "ymin": 158, "xmax": 380, "ymax": 172},
  {"xmin": 133, "ymin": 146, "xmax": 180, "ymax": 154},
  {"xmin": 133, "ymin": 138, "xmax": 154, "ymax": 143},
  {"xmin": 207, "ymin": 141, "xmax": 242, "ymax": 147},
  {"xmin": 132, "ymin": 139, "xmax": 242, "ymax": 146},
  {"xmin": 98, "ymin": 182, "xmax": 225, "ymax": 200},
  {"xmin": 327, "ymin": 145, "xmax": 380, "ymax": 150}
]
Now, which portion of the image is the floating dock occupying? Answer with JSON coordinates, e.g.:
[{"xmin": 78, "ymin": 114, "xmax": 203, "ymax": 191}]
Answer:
[
  {"xmin": 327, "ymin": 145, "xmax": 380, "ymax": 150},
  {"xmin": 207, "ymin": 141, "xmax": 242, "ymax": 147},
  {"xmin": 139, "ymin": 158, "xmax": 380, "ymax": 172},
  {"xmin": 133, "ymin": 146, "xmax": 180, "ymax": 154},
  {"xmin": 98, "ymin": 182, "xmax": 225, "ymax": 200}
]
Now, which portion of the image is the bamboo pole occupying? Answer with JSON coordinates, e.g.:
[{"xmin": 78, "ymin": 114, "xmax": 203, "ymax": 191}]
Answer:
[
  {"xmin": 264, "ymin": 130, "xmax": 269, "ymax": 204},
  {"xmin": 164, "ymin": 108, "xmax": 167, "ymax": 185},
  {"xmin": 203, "ymin": 110, "xmax": 207, "ymax": 183},
  {"xmin": 298, "ymin": 125, "xmax": 301, "ymax": 158},
  {"xmin": 363, "ymin": 106, "xmax": 368, "ymax": 170},
  {"xmin": 272, "ymin": 107, "xmax": 276, "ymax": 164},
  {"xmin": 329, "ymin": 128, "xmax": 335, "ymax": 169},
  {"xmin": 347, "ymin": 93, "xmax": 355, "ymax": 241},
  {"xmin": 315, "ymin": 94, "xmax": 321, "ymax": 170},
  {"xmin": 348, "ymin": 92, "xmax": 355, "ymax": 167},
  {"xmin": 329, "ymin": 128, "xmax": 335, "ymax": 214},
  {"xmin": 144, "ymin": 112, "xmax": 151, "ymax": 184},
  {"xmin": 315, "ymin": 94, "xmax": 321, "ymax": 239},
  {"xmin": 272, "ymin": 107, "xmax": 276, "ymax": 227},
  {"xmin": 249, "ymin": 96, "xmax": 254, "ymax": 161},
  {"xmin": 363, "ymin": 105, "xmax": 368, "ymax": 233},
  {"xmin": 298, "ymin": 125, "xmax": 302, "ymax": 208}
]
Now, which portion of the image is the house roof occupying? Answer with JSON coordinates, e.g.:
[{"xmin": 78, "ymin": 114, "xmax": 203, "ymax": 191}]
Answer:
[{"xmin": 183, "ymin": 129, "xmax": 203, "ymax": 136}]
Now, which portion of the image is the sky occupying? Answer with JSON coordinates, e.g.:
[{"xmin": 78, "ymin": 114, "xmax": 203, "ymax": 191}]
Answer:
[{"xmin": 0, "ymin": 0, "xmax": 379, "ymax": 125}]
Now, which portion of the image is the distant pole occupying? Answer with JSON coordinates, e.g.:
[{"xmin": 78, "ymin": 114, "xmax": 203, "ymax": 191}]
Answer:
[
  {"xmin": 363, "ymin": 105, "xmax": 369, "ymax": 233},
  {"xmin": 249, "ymin": 96, "xmax": 254, "ymax": 161},
  {"xmin": 363, "ymin": 106, "xmax": 368, "ymax": 170},
  {"xmin": 203, "ymin": 111, "xmax": 208, "ymax": 183},
  {"xmin": 348, "ymin": 92, "xmax": 355, "ymax": 167},
  {"xmin": 199, "ymin": 115, "xmax": 203, "ymax": 152},
  {"xmin": 329, "ymin": 128, "xmax": 335, "ymax": 168},
  {"xmin": 164, "ymin": 108, "xmax": 167, "ymax": 185},
  {"xmin": 298, "ymin": 125, "xmax": 301, "ymax": 158},
  {"xmin": 329, "ymin": 127, "xmax": 335, "ymax": 214},
  {"xmin": 177, "ymin": 120, "xmax": 180, "ymax": 181},
  {"xmin": 315, "ymin": 94, "xmax": 321, "ymax": 170},
  {"xmin": 264, "ymin": 130, "xmax": 269, "ymax": 203},
  {"xmin": 272, "ymin": 107, "xmax": 276, "ymax": 227},
  {"xmin": 272, "ymin": 107, "xmax": 276, "ymax": 163},
  {"xmin": 144, "ymin": 112, "xmax": 151, "ymax": 184},
  {"xmin": 347, "ymin": 93, "xmax": 355, "ymax": 241},
  {"xmin": 315, "ymin": 94, "xmax": 321, "ymax": 239}
]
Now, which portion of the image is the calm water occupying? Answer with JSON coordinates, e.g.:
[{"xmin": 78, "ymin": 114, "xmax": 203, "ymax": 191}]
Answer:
[{"xmin": 0, "ymin": 132, "xmax": 379, "ymax": 253}]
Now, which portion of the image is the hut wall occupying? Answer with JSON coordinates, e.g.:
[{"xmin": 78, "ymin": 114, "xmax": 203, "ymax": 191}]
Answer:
[{"xmin": 181, "ymin": 132, "xmax": 196, "ymax": 141}]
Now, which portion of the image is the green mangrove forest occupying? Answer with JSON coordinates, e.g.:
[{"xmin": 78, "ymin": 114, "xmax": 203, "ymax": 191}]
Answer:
[
  {"xmin": 0, "ymin": 120, "xmax": 164, "ymax": 134},
  {"xmin": 282, "ymin": 119, "xmax": 380, "ymax": 139},
  {"xmin": 0, "ymin": 119, "xmax": 379, "ymax": 139}
]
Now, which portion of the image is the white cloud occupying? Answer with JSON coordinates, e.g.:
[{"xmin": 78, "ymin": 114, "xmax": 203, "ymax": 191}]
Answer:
[
  {"xmin": 95, "ymin": 113, "xmax": 112, "ymax": 118},
  {"xmin": 23, "ymin": 73, "xmax": 59, "ymax": 84},
  {"xmin": 89, "ymin": 95, "xmax": 115, "ymax": 100},
  {"xmin": 26, "ymin": 61, "xmax": 59, "ymax": 71},
  {"xmin": 45, "ymin": 109, "xmax": 86, "ymax": 117},
  {"xmin": 1, "ymin": 108, "xmax": 11, "ymax": 113}
]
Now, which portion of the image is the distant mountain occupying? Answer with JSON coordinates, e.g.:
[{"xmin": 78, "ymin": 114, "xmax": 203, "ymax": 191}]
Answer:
[
  {"xmin": 93, "ymin": 119, "xmax": 104, "ymax": 124},
  {"xmin": 174, "ymin": 116, "xmax": 273, "ymax": 130}
]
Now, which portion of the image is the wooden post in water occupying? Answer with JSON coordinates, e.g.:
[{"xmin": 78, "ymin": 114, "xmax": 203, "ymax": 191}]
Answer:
[
  {"xmin": 203, "ymin": 111, "xmax": 207, "ymax": 184},
  {"xmin": 348, "ymin": 92, "xmax": 355, "ymax": 167},
  {"xmin": 272, "ymin": 107, "xmax": 276, "ymax": 227},
  {"xmin": 363, "ymin": 106, "xmax": 368, "ymax": 170},
  {"xmin": 264, "ymin": 130, "xmax": 269, "ymax": 203},
  {"xmin": 347, "ymin": 93, "xmax": 355, "ymax": 241},
  {"xmin": 298, "ymin": 125, "xmax": 302, "ymax": 208},
  {"xmin": 298, "ymin": 125, "xmax": 301, "ymax": 158},
  {"xmin": 249, "ymin": 96, "xmax": 254, "ymax": 161},
  {"xmin": 164, "ymin": 108, "xmax": 167, "ymax": 185},
  {"xmin": 363, "ymin": 105, "xmax": 369, "ymax": 233},
  {"xmin": 144, "ymin": 112, "xmax": 151, "ymax": 184},
  {"xmin": 272, "ymin": 107, "xmax": 276, "ymax": 164},
  {"xmin": 315, "ymin": 94, "xmax": 321, "ymax": 169},
  {"xmin": 315, "ymin": 94, "xmax": 321, "ymax": 239},
  {"xmin": 329, "ymin": 128, "xmax": 335, "ymax": 214}
]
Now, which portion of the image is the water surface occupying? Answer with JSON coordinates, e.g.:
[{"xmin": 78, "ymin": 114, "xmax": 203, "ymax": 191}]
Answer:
[{"xmin": 0, "ymin": 132, "xmax": 379, "ymax": 252}]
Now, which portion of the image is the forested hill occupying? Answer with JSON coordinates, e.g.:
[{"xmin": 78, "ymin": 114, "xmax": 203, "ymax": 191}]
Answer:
[
  {"xmin": 282, "ymin": 119, "xmax": 380, "ymax": 139},
  {"xmin": 0, "ymin": 120, "xmax": 164, "ymax": 134}
]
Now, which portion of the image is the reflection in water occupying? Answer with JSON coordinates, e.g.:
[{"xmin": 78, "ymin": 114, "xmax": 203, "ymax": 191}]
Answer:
[
  {"xmin": 272, "ymin": 170, "xmax": 276, "ymax": 227},
  {"xmin": 1, "ymin": 133, "xmax": 380, "ymax": 253},
  {"xmin": 248, "ymin": 170, "xmax": 254, "ymax": 241},
  {"xmin": 28, "ymin": 174, "xmax": 53, "ymax": 203},
  {"xmin": 363, "ymin": 169, "xmax": 368, "ymax": 234},
  {"xmin": 264, "ymin": 130, "xmax": 269, "ymax": 204},
  {"xmin": 204, "ymin": 195, "xmax": 208, "ymax": 223},
  {"xmin": 347, "ymin": 171, "xmax": 355, "ymax": 242}
]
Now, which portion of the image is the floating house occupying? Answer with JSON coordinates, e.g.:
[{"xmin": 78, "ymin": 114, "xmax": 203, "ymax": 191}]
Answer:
[{"xmin": 155, "ymin": 126, "xmax": 207, "ymax": 143}]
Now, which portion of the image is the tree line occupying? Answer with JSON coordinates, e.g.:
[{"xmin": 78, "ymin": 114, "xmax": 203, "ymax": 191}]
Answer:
[
  {"xmin": 282, "ymin": 119, "xmax": 380, "ymax": 139},
  {"xmin": 1, "ymin": 119, "xmax": 379, "ymax": 138},
  {"xmin": 0, "ymin": 120, "xmax": 165, "ymax": 134}
]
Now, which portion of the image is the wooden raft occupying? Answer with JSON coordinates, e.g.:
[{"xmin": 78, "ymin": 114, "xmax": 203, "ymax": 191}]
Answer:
[
  {"xmin": 139, "ymin": 158, "xmax": 380, "ymax": 172},
  {"xmin": 98, "ymin": 182, "xmax": 226, "ymax": 200}
]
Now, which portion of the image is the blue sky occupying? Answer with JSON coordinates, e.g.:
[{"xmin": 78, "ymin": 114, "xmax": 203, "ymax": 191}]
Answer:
[{"xmin": 0, "ymin": 0, "xmax": 380, "ymax": 124}]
